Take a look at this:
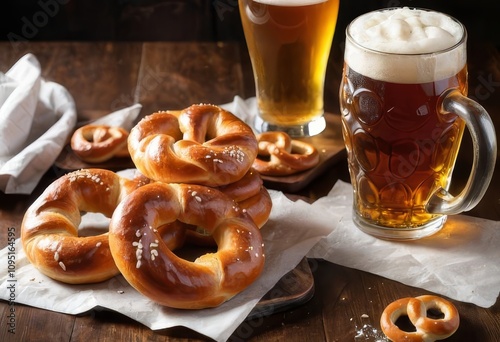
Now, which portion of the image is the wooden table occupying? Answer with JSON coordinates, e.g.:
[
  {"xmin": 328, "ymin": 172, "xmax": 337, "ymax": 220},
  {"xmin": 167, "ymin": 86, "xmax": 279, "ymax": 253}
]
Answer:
[{"xmin": 0, "ymin": 40, "xmax": 499, "ymax": 341}]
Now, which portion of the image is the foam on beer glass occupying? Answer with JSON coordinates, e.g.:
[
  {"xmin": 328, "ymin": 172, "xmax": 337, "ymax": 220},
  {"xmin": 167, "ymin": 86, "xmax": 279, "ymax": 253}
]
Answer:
[
  {"xmin": 345, "ymin": 7, "xmax": 466, "ymax": 84},
  {"xmin": 340, "ymin": 8, "xmax": 497, "ymax": 240},
  {"xmin": 240, "ymin": 0, "xmax": 339, "ymax": 137}
]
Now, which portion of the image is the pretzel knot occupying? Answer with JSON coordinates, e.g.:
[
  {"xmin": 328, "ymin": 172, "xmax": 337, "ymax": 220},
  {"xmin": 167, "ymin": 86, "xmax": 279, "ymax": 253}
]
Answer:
[
  {"xmin": 252, "ymin": 132, "xmax": 319, "ymax": 176},
  {"xmin": 380, "ymin": 295, "xmax": 460, "ymax": 342},
  {"xmin": 128, "ymin": 104, "xmax": 258, "ymax": 186},
  {"xmin": 71, "ymin": 125, "xmax": 129, "ymax": 163}
]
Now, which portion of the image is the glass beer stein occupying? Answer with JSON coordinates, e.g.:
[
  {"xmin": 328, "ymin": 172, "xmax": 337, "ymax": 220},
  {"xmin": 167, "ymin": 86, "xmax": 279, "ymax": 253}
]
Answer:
[
  {"xmin": 339, "ymin": 8, "xmax": 497, "ymax": 240},
  {"xmin": 239, "ymin": 0, "xmax": 340, "ymax": 137}
]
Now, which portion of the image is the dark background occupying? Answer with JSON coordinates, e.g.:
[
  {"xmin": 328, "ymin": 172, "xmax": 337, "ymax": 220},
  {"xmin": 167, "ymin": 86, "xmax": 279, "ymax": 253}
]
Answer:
[
  {"xmin": 1, "ymin": 0, "xmax": 499, "ymax": 46},
  {"xmin": 3, "ymin": 0, "xmax": 498, "ymax": 116}
]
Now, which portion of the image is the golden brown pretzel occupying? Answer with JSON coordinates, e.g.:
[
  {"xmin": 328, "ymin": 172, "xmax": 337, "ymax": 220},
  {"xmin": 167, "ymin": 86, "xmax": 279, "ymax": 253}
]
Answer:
[
  {"xmin": 21, "ymin": 169, "xmax": 147, "ymax": 284},
  {"xmin": 158, "ymin": 169, "xmax": 272, "ymax": 248},
  {"xmin": 128, "ymin": 104, "xmax": 258, "ymax": 186},
  {"xmin": 408, "ymin": 295, "xmax": 460, "ymax": 341},
  {"xmin": 253, "ymin": 132, "xmax": 319, "ymax": 176},
  {"xmin": 217, "ymin": 168, "xmax": 272, "ymax": 228},
  {"xmin": 108, "ymin": 182, "xmax": 265, "ymax": 309},
  {"xmin": 71, "ymin": 125, "xmax": 129, "ymax": 163},
  {"xmin": 380, "ymin": 296, "xmax": 460, "ymax": 342},
  {"xmin": 238, "ymin": 186, "xmax": 273, "ymax": 229}
]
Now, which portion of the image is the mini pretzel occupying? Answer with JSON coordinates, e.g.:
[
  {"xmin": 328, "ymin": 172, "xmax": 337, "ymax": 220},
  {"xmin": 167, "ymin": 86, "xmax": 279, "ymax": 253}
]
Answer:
[
  {"xmin": 380, "ymin": 295, "xmax": 460, "ymax": 342},
  {"xmin": 128, "ymin": 104, "xmax": 258, "ymax": 186},
  {"xmin": 71, "ymin": 125, "xmax": 129, "ymax": 163},
  {"xmin": 252, "ymin": 132, "xmax": 319, "ymax": 176},
  {"xmin": 108, "ymin": 182, "xmax": 265, "ymax": 309},
  {"xmin": 21, "ymin": 169, "xmax": 148, "ymax": 284}
]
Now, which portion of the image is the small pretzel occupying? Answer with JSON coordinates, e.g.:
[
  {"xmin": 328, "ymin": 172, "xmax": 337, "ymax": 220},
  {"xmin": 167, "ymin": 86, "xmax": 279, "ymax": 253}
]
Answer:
[
  {"xmin": 380, "ymin": 295, "xmax": 460, "ymax": 342},
  {"xmin": 252, "ymin": 132, "xmax": 319, "ymax": 176},
  {"xmin": 71, "ymin": 125, "xmax": 129, "ymax": 163}
]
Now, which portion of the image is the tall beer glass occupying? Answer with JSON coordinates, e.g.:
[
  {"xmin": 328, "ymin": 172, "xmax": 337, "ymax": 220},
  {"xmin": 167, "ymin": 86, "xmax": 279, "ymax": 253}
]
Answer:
[
  {"xmin": 239, "ymin": 0, "xmax": 339, "ymax": 137},
  {"xmin": 340, "ymin": 8, "xmax": 497, "ymax": 240}
]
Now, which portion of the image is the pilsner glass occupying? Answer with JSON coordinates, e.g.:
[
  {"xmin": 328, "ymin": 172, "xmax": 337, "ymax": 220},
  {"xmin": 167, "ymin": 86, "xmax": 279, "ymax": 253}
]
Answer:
[
  {"xmin": 339, "ymin": 7, "xmax": 497, "ymax": 240},
  {"xmin": 239, "ymin": 0, "xmax": 340, "ymax": 137}
]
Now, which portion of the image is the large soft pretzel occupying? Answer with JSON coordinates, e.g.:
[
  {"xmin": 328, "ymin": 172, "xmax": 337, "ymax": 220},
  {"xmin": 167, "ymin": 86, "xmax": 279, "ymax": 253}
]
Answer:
[
  {"xmin": 128, "ymin": 104, "xmax": 258, "ymax": 186},
  {"xmin": 71, "ymin": 125, "xmax": 129, "ymax": 163},
  {"xmin": 380, "ymin": 295, "xmax": 460, "ymax": 342},
  {"xmin": 217, "ymin": 168, "xmax": 272, "ymax": 228},
  {"xmin": 157, "ymin": 169, "xmax": 272, "ymax": 248},
  {"xmin": 21, "ymin": 169, "xmax": 148, "ymax": 284},
  {"xmin": 108, "ymin": 182, "xmax": 265, "ymax": 309},
  {"xmin": 253, "ymin": 132, "xmax": 319, "ymax": 176}
]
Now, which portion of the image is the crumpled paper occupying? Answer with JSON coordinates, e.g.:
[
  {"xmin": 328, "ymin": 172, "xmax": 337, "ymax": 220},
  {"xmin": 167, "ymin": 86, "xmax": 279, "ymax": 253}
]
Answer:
[
  {"xmin": 90, "ymin": 102, "xmax": 142, "ymax": 131},
  {"xmin": 0, "ymin": 188, "xmax": 331, "ymax": 342},
  {"xmin": 0, "ymin": 53, "xmax": 77, "ymax": 194},
  {"xmin": 307, "ymin": 181, "xmax": 500, "ymax": 308}
]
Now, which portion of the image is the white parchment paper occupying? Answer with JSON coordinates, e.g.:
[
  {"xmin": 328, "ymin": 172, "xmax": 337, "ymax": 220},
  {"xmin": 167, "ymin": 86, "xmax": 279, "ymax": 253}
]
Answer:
[{"xmin": 307, "ymin": 181, "xmax": 500, "ymax": 308}]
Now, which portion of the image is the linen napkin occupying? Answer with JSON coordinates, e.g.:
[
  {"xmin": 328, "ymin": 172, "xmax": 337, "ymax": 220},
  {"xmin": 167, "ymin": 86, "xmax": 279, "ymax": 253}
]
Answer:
[{"xmin": 0, "ymin": 53, "xmax": 77, "ymax": 194}]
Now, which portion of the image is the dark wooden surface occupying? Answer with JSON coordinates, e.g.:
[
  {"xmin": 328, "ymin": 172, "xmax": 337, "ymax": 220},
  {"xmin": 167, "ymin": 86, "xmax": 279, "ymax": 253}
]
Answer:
[{"xmin": 0, "ymin": 14, "xmax": 500, "ymax": 342}]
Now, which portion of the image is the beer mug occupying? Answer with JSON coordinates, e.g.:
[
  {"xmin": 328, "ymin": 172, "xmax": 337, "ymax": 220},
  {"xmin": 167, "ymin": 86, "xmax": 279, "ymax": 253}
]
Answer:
[
  {"xmin": 339, "ymin": 8, "xmax": 497, "ymax": 240},
  {"xmin": 239, "ymin": 0, "xmax": 340, "ymax": 137}
]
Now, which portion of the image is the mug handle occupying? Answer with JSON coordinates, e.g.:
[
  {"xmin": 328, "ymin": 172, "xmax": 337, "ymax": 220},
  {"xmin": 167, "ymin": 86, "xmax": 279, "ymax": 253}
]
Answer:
[{"xmin": 426, "ymin": 89, "xmax": 497, "ymax": 215}]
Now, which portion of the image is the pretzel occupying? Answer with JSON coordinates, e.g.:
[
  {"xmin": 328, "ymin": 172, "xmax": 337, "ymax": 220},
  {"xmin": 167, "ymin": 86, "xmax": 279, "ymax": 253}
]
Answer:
[
  {"xmin": 217, "ymin": 168, "xmax": 272, "ymax": 228},
  {"xmin": 71, "ymin": 125, "xmax": 129, "ymax": 163},
  {"xmin": 253, "ymin": 132, "xmax": 319, "ymax": 176},
  {"xmin": 128, "ymin": 104, "xmax": 258, "ymax": 186},
  {"xmin": 158, "ymin": 169, "xmax": 272, "ymax": 248},
  {"xmin": 108, "ymin": 182, "xmax": 265, "ymax": 309},
  {"xmin": 21, "ymin": 169, "xmax": 148, "ymax": 284},
  {"xmin": 380, "ymin": 295, "xmax": 460, "ymax": 342}
]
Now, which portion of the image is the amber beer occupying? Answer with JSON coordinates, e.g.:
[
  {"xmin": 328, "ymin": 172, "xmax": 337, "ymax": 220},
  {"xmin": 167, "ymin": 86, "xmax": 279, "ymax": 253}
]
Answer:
[
  {"xmin": 341, "ymin": 66, "xmax": 467, "ymax": 228},
  {"xmin": 340, "ymin": 8, "xmax": 478, "ymax": 239},
  {"xmin": 239, "ymin": 0, "xmax": 339, "ymax": 136}
]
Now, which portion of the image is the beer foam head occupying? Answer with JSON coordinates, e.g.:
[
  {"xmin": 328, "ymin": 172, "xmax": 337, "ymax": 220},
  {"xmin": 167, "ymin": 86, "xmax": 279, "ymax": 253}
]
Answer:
[{"xmin": 345, "ymin": 8, "xmax": 466, "ymax": 83}]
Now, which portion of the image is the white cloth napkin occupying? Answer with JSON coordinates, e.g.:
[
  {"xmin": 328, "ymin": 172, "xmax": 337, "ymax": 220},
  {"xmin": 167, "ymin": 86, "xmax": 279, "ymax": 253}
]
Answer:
[{"xmin": 0, "ymin": 54, "xmax": 77, "ymax": 194}]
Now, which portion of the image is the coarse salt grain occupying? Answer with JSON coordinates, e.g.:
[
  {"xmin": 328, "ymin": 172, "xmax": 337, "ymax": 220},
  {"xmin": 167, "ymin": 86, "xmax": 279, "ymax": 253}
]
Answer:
[{"xmin": 59, "ymin": 261, "xmax": 66, "ymax": 271}]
